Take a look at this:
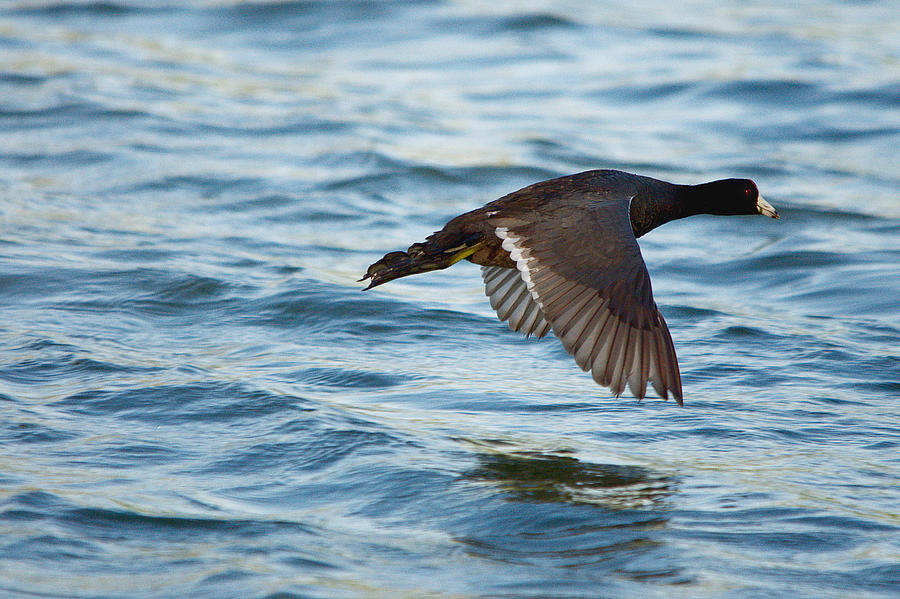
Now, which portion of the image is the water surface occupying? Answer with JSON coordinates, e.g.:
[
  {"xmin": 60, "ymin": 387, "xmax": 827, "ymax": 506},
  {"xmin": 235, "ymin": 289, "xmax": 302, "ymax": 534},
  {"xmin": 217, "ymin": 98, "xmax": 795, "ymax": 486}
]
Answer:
[{"xmin": 1, "ymin": 1, "xmax": 899, "ymax": 598}]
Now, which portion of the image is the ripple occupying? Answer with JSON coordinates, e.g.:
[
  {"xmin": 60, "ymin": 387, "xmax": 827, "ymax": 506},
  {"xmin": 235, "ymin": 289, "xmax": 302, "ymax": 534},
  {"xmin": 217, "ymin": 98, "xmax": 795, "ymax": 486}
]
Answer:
[
  {"xmin": 1, "ymin": 149, "xmax": 113, "ymax": 167},
  {"xmin": 51, "ymin": 382, "xmax": 311, "ymax": 424},
  {"xmin": 8, "ymin": 2, "xmax": 135, "ymax": 17},
  {"xmin": 591, "ymin": 81, "xmax": 693, "ymax": 103},
  {"xmin": 204, "ymin": 426, "xmax": 403, "ymax": 475},
  {"xmin": 0, "ymin": 335, "xmax": 160, "ymax": 386},
  {"xmin": 836, "ymin": 83, "xmax": 900, "ymax": 108},
  {"xmin": 0, "ymin": 72, "xmax": 49, "ymax": 85},
  {"xmin": 493, "ymin": 13, "xmax": 579, "ymax": 32},
  {"xmin": 701, "ymin": 78, "xmax": 822, "ymax": 105},
  {"xmin": 1, "ymin": 103, "xmax": 148, "ymax": 131},
  {"xmin": 0, "ymin": 419, "xmax": 80, "ymax": 445},
  {"xmin": 294, "ymin": 367, "xmax": 403, "ymax": 389}
]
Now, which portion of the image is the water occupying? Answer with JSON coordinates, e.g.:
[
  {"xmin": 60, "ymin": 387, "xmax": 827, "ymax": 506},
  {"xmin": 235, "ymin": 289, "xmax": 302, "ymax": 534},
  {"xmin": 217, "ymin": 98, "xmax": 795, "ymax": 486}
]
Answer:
[{"xmin": 1, "ymin": 1, "xmax": 899, "ymax": 597}]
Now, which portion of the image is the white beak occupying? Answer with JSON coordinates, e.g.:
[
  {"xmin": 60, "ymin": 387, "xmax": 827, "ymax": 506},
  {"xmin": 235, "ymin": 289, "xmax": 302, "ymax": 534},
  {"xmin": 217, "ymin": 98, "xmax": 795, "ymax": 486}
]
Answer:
[{"xmin": 757, "ymin": 196, "xmax": 779, "ymax": 219}]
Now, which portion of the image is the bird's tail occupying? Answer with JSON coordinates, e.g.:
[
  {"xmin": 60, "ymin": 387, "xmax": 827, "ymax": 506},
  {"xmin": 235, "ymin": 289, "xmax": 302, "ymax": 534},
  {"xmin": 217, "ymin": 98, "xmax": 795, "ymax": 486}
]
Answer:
[{"xmin": 360, "ymin": 233, "xmax": 481, "ymax": 290}]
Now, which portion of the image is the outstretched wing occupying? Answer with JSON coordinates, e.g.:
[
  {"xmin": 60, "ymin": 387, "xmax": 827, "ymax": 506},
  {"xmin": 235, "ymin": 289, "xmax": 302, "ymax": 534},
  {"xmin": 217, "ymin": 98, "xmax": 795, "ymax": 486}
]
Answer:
[
  {"xmin": 485, "ymin": 196, "xmax": 682, "ymax": 403},
  {"xmin": 481, "ymin": 265, "xmax": 552, "ymax": 338}
]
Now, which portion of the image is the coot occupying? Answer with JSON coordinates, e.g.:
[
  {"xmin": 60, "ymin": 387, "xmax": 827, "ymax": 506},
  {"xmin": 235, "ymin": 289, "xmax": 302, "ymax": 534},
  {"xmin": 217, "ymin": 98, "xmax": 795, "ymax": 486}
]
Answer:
[{"xmin": 361, "ymin": 169, "xmax": 778, "ymax": 404}]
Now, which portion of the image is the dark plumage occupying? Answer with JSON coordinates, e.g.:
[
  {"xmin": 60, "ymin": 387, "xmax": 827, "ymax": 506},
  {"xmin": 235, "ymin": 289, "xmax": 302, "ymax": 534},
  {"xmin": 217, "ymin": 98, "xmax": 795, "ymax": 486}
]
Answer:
[{"xmin": 361, "ymin": 169, "xmax": 778, "ymax": 404}]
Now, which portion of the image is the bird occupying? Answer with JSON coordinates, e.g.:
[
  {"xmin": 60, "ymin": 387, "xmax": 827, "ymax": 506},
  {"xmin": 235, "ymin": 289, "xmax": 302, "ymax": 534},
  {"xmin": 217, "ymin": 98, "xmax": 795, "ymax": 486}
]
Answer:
[{"xmin": 360, "ymin": 169, "xmax": 778, "ymax": 405}]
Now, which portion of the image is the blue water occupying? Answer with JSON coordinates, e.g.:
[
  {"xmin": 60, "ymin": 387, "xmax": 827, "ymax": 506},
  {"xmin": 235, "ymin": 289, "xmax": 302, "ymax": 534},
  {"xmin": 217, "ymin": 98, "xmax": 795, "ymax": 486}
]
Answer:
[{"xmin": 1, "ymin": 1, "xmax": 899, "ymax": 597}]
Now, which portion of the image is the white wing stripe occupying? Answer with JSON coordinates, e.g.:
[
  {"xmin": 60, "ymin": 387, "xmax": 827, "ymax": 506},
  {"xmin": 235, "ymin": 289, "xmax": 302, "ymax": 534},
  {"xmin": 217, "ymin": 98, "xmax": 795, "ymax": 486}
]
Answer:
[
  {"xmin": 481, "ymin": 265, "xmax": 552, "ymax": 338},
  {"xmin": 489, "ymin": 223, "xmax": 681, "ymax": 402}
]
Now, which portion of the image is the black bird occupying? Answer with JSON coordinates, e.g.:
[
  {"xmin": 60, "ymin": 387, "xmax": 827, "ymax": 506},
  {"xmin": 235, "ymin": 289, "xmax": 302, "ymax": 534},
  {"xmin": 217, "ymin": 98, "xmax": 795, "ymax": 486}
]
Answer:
[{"xmin": 361, "ymin": 169, "xmax": 778, "ymax": 405}]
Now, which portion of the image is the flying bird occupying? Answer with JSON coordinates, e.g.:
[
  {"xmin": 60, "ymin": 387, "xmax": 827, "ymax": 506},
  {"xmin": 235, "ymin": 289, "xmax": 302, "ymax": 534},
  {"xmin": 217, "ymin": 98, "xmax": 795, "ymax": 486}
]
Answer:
[{"xmin": 361, "ymin": 169, "xmax": 778, "ymax": 405}]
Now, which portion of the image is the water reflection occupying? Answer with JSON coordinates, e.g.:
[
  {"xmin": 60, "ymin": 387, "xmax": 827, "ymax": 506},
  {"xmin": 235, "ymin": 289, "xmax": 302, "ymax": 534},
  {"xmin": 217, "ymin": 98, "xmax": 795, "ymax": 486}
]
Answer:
[
  {"xmin": 467, "ymin": 451, "xmax": 677, "ymax": 510},
  {"xmin": 455, "ymin": 451, "xmax": 684, "ymax": 583}
]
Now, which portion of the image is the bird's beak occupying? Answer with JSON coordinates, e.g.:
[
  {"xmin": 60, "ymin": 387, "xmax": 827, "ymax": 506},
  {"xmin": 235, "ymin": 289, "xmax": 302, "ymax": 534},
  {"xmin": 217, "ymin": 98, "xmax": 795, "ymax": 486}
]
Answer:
[{"xmin": 757, "ymin": 196, "xmax": 779, "ymax": 219}]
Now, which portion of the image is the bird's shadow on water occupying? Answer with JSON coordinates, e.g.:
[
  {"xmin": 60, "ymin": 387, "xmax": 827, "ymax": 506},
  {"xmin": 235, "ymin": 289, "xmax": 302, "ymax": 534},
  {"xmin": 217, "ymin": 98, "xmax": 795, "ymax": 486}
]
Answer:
[
  {"xmin": 453, "ymin": 449, "xmax": 688, "ymax": 586},
  {"xmin": 465, "ymin": 450, "xmax": 677, "ymax": 510}
]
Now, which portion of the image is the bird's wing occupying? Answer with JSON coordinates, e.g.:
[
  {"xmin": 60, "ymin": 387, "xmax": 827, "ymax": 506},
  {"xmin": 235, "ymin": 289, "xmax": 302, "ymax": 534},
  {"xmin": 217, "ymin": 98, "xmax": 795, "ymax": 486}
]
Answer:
[
  {"xmin": 481, "ymin": 265, "xmax": 552, "ymax": 338},
  {"xmin": 488, "ymin": 196, "xmax": 682, "ymax": 403}
]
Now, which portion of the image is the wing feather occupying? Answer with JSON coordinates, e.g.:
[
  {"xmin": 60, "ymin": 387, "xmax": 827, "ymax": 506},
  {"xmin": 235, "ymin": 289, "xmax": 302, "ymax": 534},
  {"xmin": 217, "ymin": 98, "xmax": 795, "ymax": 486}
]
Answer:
[
  {"xmin": 481, "ymin": 266, "xmax": 552, "ymax": 338},
  {"xmin": 488, "ymin": 198, "xmax": 683, "ymax": 403}
]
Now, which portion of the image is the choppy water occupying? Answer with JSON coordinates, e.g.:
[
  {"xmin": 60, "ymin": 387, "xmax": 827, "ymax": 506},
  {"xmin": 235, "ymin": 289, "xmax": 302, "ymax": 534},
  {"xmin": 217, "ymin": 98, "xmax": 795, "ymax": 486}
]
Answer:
[{"xmin": 1, "ymin": 1, "xmax": 899, "ymax": 597}]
